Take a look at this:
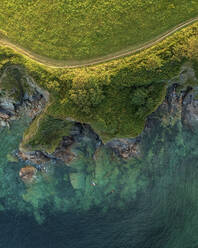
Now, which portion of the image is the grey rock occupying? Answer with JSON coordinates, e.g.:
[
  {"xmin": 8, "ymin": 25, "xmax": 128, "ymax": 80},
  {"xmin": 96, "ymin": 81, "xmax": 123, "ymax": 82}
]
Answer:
[
  {"xmin": 182, "ymin": 88, "xmax": 198, "ymax": 132},
  {"xmin": 106, "ymin": 138, "xmax": 141, "ymax": 159},
  {"xmin": 0, "ymin": 100, "xmax": 15, "ymax": 112},
  {"xmin": 0, "ymin": 120, "xmax": 7, "ymax": 127},
  {"xmin": 18, "ymin": 150, "xmax": 51, "ymax": 164}
]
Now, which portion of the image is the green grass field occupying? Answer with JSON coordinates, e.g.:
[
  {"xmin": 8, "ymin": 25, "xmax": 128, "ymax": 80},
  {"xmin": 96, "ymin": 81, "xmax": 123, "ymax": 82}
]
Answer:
[{"xmin": 0, "ymin": 0, "xmax": 198, "ymax": 60}]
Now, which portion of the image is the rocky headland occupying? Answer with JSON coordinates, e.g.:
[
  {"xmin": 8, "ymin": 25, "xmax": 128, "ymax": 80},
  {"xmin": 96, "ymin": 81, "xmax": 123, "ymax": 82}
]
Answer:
[{"xmin": 1, "ymin": 64, "xmax": 198, "ymax": 183}]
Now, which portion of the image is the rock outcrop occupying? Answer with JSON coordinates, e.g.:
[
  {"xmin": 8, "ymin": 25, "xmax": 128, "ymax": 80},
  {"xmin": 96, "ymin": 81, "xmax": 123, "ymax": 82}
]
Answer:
[
  {"xmin": 0, "ymin": 65, "xmax": 48, "ymax": 127},
  {"xmin": 18, "ymin": 150, "xmax": 51, "ymax": 165},
  {"xmin": 182, "ymin": 87, "xmax": 198, "ymax": 132},
  {"xmin": 19, "ymin": 165, "xmax": 37, "ymax": 184},
  {"xmin": 105, "ymin": 138, "xmax": 141, "ymax": 159},
  {"xmin": 145, "ymin": 63, "xmax": 198, "ymax": 130},
  {"xmin": 18, "ymin": 122, "xmax": 102, "ymax": 166},
  {"xmin": 52, "ymin": 136, "xmax": 75, "ymax": 163}
]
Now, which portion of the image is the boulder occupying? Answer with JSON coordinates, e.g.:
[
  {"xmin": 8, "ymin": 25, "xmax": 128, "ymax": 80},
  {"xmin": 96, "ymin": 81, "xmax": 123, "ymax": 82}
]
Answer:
[
  {"xmin": 0, "ymin": 111, "xmax": 10, "ymax": 120},
  {"xmin": 0, "ymin": 120, "xmax": 7, "ymax": 127},
  {"xmin": 19, "ymin": 165, "xmax": 37, "ymax": 183},
  {"xmin": 106, "ymin": 138, "xmax": 141, "ymax": 159},
  {"xmin": 18, "ymin": 151, "xmax": 51, "ymax": 164},
  {"xmin": 0, "ymin": 101, "xmax": 15, "ymax": 112},
  {"xmin": 52, "ymin": 136, "xmax": 75, "ymax": 164}
]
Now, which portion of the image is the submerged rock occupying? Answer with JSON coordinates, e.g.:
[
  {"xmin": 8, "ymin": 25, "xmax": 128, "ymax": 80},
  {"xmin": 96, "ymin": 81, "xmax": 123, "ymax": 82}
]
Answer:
[
  {"xmin": 6, "ymin": 153, "xmax": 19, "ymax": 163},
  {"xmin": 69, "ymin": 172, "xmax": 85, "ymax": 190},
  {"xmin": 19, "ymin": 165, "xmax": 37, "ymax": 183},
  {"xmin": 106, "ymin": 138, "xmax": 141, "ymax": 159}
]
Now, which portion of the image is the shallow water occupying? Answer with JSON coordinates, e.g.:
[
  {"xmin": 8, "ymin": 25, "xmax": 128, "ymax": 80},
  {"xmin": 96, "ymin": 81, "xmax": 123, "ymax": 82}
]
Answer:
[{"xmin": 0, "ymin": 114, "xmax": 198, "ymax": 248}]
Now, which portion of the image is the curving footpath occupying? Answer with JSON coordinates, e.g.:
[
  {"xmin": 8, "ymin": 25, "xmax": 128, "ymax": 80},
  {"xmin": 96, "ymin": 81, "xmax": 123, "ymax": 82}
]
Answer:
[{"xmin": 0, "ymin": 17, "xmax": 198, "ymax": 69}]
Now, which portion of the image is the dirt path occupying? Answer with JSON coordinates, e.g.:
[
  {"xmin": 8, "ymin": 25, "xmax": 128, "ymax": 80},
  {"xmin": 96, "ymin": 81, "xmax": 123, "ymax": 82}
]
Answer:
[{"xmin": 0, "ymin": 17, "xmax": 198, "ymax": 69}]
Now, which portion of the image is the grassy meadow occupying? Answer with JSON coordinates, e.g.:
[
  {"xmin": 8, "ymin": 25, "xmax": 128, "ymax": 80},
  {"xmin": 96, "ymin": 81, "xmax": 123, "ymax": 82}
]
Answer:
[{"xmin": 0, "ymin": 0, "xmax": 198, "ymax": 60}]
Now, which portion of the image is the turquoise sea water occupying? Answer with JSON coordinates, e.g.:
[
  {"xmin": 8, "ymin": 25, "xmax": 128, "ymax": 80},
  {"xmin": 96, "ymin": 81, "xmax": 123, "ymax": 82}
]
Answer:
[{"xmin": 1, "ymin": 112, "xmax": 198, "ymax": 248}]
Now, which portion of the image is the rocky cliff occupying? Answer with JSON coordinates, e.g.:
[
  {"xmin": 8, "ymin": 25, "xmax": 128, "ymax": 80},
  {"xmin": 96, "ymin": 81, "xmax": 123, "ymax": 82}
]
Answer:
[{"xmin": 16, "ymin": 64, "xmax": 198, "ymax": 168}]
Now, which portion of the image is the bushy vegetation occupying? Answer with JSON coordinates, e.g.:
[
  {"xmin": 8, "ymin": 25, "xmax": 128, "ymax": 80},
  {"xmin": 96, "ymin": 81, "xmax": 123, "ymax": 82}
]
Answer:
[
  {"xmin": 22, "ymin": 114, "xmax": 73, "ymax": 153},
  {"xmin": 0, "ymin": 0, "xmax": 198, "ymax": 60},
  {"xmin": 0, "ymin": 22, "xmax": 198, "ymax": 145}
]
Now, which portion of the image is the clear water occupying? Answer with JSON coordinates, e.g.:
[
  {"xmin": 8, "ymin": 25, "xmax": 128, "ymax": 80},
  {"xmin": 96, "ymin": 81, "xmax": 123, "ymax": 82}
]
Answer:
[{"xmin": 0, "ymin": 113, "xmax": 198, "ymax": 248}]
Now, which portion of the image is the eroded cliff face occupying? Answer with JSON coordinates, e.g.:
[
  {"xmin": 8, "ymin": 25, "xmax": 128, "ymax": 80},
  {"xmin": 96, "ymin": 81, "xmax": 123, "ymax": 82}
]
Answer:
[
  {"xmin": 0, "ymin": 65, "xmax": 48, "ymax": 128},
  {"xmin": 147, "ymin": 65, "xmax": 198, "ymax": 132}
]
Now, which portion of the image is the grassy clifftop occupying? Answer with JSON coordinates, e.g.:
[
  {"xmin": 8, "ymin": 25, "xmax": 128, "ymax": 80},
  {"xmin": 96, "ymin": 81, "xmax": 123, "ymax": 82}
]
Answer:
[
  {"xmin": 0, "ymin": 0, "xmax": 198, "ymax": 60},
  {"xmin": 0, "ymin": 22, "xmax": 198, "ymax": 150}
]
